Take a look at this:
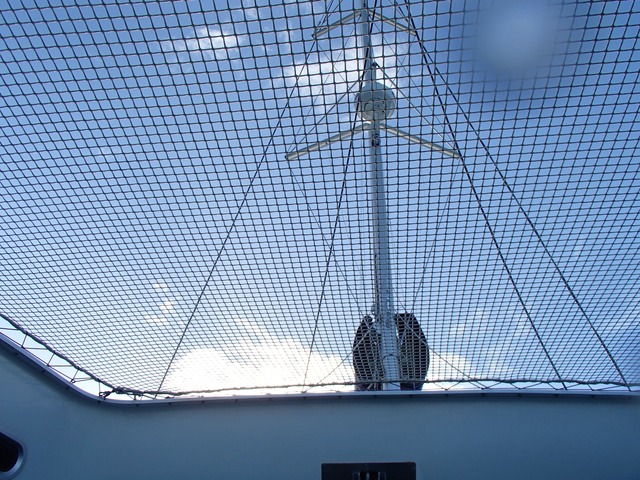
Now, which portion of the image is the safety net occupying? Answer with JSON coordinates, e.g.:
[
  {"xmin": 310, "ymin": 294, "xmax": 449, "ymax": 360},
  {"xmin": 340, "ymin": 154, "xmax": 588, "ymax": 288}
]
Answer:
[{"xmin": 0, "ymin": 0, "xmax": 638, "ymax": 399}]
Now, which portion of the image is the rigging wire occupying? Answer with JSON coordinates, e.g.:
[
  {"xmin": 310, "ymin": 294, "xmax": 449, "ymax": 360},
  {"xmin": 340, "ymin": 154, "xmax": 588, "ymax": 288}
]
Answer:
[
  {"xmin": 155, "ymin": 20, "xmax": 333, "ymax": 393},
  {"xmin": 398, "ymin": 0, "xmax": 627, "ymax": 386},
  {"xmin": 400, "ymin": 0, "xmax": 565, "ymax": 382},
  {"xmin": 300, "ymin": 133, "xmax": 358, "ymax": 389}
]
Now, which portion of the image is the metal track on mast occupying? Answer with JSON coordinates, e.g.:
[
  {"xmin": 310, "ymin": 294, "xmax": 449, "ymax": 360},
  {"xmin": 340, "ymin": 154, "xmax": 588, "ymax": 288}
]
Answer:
[{"xmin": 358, "ymin": 2, "xmax": 401, "ymax": 390}]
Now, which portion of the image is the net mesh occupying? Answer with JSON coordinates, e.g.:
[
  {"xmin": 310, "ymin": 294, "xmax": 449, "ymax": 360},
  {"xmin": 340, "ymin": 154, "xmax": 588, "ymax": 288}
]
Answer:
[{"xmin": 0, "ymin": 0, "xmax": 638, "ymax": 398}]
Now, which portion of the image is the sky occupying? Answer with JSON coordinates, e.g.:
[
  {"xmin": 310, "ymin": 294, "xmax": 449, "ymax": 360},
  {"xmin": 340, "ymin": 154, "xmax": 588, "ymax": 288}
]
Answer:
[{"xmin": 0, "ymin": 0, "xmax": 639, "ymax": 398}]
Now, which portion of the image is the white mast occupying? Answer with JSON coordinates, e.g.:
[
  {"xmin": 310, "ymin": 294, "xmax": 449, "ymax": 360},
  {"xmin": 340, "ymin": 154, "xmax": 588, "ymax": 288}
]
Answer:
[
  {"xmin": 358, "ymin": 1, "xmax": 401, "ymax": 390},
  {"xmin": 286, "ymin": 0, "xmax": 459, "ymax": 391}
]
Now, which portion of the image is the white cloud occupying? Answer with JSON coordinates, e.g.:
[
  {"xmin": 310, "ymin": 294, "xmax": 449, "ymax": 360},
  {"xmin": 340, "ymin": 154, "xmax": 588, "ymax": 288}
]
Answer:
[
  {"xmin": 241, "ymin": 0, "xmax": 258, "ymax": 20},
  {"xmin": 153, "ymin": 282, "xmax": 168, "ymax": 292},
  {"xmin": 159, "ymin": 299, "xmax": 174, "ymax": 314},
  {"xmin": 281, "ymin": 38, "xmax": 404, "ymax": 117},
  {"xmin": 163, "ymin": 26, "xmax": 246, "ymax": 61},
  {"xmin": 164, "ymin": 319, "xmax": 352, "ymax": 395},
  {"xmin": 276, "ymin": 29, "xmax": 290, "ymax": 44},
  {"xmin": 144, "ymin": 284, "xmax": 174, "ymax": 324},
  {"xmin": 283, "ymin": 53, "xmax": 361, "ymax": 116},
  {"xmin": 187, "ymin": 26, "xmax": 238, "ymax": 52},
  {"xmin": 144, "ymin": 314, "xmax": 167, "ymax": 325},
  {"xmin": 244, "ymin": 8, "xmax": 258, "ymax": 20}
]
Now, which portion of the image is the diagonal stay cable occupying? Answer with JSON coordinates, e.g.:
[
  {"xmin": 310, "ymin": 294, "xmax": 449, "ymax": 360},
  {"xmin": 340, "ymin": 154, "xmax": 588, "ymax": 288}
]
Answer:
[
  {"xmin": 301, "ymin": 117, "xmax": 360, "ymax": 389},
  {"xmin": 287, "ymin": 140, "xmax": 366, "ymax": 322},
  {"xmin": 401, "ymin": 5, "xmax": 564, "ymax": 383},
  {"xmin": 156, "ymin": 147, "xmax": 271, "ymax": 393},
  {"xmin": 399, "ymin": 2, "xmax": 626, "ymax": 386},
  {"xmin": 285, "ymin": 56, "xmax": 378, "ymax": 323},
  {"xmin": 410, "ymin": 191, "xmax": 451, "ymax": 314},
  {"xmin": 465, "ymin": 145, "xmax": 627, "ymax": 383},
  {"xmin": 301, "ymin": 6, "xmax": 379, "ymax": 388},
  {"xmin": 156, "ymin": 50, "xmax": 328, "ymax": 395},
  {"xmin": 459, "ymin": 157, "xmax": 564, "ymax": 382},
  {"xmin": 287, "ymin": 0, "xmax": 356, "ymax": 157},
  {"xmin": 312, "ymin": 330, "xmax": 486, "ymax": 389},
  {"xmin": 379, "ymin": 66, "xmax": 450, "ymax": 148}
]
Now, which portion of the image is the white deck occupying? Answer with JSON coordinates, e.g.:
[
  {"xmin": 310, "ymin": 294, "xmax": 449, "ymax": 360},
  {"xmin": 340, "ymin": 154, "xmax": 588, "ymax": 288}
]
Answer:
[{"xmin": 1, "ymin": 345, "xmax": 638, "ymax": 480}]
